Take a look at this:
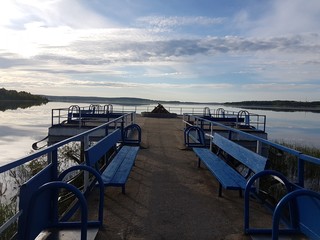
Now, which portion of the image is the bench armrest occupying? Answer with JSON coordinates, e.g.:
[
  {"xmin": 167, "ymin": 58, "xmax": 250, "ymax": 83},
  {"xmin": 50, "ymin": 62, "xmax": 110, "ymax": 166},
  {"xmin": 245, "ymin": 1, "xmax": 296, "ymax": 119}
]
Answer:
[
  {"xmin": 244, "ymin": 170, "xmax": 292, "ymax": 234},
  {"xmin": 272, "ymin": 189, "xmax": 320, "ymax": 240},
  {"xmin": 58, "ymin": 165, "xmax": 104, "ymax": 226}
]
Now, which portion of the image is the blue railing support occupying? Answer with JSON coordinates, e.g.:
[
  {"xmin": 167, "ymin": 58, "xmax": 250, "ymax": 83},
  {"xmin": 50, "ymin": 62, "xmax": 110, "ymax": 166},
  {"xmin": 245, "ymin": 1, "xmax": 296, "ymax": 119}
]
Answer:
[{"xmin": 0, "ymin": 109, "xmax": 137, "ymax": 237}]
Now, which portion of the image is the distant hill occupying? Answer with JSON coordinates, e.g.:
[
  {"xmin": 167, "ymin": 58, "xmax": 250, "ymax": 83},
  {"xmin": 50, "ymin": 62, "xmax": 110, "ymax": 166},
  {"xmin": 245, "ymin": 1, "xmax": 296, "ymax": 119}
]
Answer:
[
  {"xmin": 44, "ymin": 95, "xmax": 212, "ymax": 105},
  {"xmin": 45, "ymin": 96, "xmax": 320, "ymax": 112},
  {"xmin": 224, "ymin": 100, "xmax": 320, "ymax": 112}
]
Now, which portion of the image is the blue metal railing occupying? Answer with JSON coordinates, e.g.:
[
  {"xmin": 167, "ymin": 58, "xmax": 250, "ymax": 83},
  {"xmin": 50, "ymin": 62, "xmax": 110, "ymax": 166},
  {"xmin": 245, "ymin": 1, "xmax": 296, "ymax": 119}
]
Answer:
[
  {"xmin": 0, "ymin": 111, "xmax": 136, "ymax": 237},
  {"xmin": 183, "ymin": 113, "xmax": 320, "ymax": 188},
  {"xmin": 183, "ymin": 109, "xmax": 267, "ymax": 132}
]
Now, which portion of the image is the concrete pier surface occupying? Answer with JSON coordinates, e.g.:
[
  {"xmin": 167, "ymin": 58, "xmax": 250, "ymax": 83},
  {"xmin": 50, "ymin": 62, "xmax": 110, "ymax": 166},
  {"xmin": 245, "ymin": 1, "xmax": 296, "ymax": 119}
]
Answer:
[{"xmin": 88, "ymin": 116, "xmax": 272, "ymax": 240}]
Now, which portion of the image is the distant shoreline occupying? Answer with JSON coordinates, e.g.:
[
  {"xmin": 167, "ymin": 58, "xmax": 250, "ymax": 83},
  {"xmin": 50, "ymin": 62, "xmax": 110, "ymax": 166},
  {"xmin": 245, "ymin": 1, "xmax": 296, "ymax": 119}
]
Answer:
[
  {"xmin": 44, "ymin": 96, "xmax": 320, "ymax": 113},
  {"xmin": 224, "ymin": 104, "xmax": 320, "ymax": 113},
  {"xmin": 224, "ymin": 100, "xmax": 320, "ymax": 113}
]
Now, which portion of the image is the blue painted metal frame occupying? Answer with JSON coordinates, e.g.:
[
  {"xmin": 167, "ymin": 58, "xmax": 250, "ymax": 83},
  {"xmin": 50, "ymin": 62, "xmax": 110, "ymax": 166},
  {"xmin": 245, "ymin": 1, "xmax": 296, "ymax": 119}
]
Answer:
[
  {"xmin": 183, "ymin": 114, "xmax": 304, "ymax": 184},
  {"xmin": 272, "ymin": 189, "xmax": 320, "ymax": 240},
  {"xmin": 245, "ymin": 170, "xmax": 320, "ymax": 239},
  {"xmin": 85, "ymin": 129, "xmax": 122, "ymax": 167},
  {"xmin": 1, "ymin": 110, "xmax": 137, "ymax": 237},
  {"xmin": 19, "ymin": 165, "xmax": 104, "ymax": 240},
  {"xmin": 244, "ymin": 170, "xmax": 293, "ymax": 235},
  {"xmin": 193, "ymin": 133, "xmax": 268, "ymax": 197},
  {"xmin": 58, "ymin": 165, "xmax": 104, "ymax": 226},
  {"xmin": 213, "ymin": 133, "xmax": 267, "ymax": 174},
  {"xmin": 184, "ymin": 113, "xmax": 320, "ymax": 239},
  {"xmin": 123, "ymin": 123, "xmax": 142, "ymax": 145},
  {"xmin": 18, "ymin": 164, "xmax": 56, "ymax": 238},
  {"xmin": 184, "ymin": 126, "xmax": 206, "ymax": 147},
  {"xmin": 85, "ymin": 127, "xmax": 140, "ymax": 194},
  {"xmin": 24, "ymin": 181, "xmax": 88, "ymax": 240}
]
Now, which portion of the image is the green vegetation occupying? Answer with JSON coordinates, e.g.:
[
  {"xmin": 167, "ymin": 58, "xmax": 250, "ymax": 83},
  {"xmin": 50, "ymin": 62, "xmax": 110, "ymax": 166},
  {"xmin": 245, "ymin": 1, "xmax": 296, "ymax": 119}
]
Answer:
[
  {"xmin": 259, "ymin": 141, "xmax": 320, "ymax": 209},
  {"xmin": 269, "ymin": 141, "xmax": 320, "ymax": 189},
  {"xmin": 0, "ymin": 88, "xmax": 48, "ymax": 101},
  {"xmin": 0, "ymin": 88, "xmax": 48, "ymax": 111},
  {"xmin": 0, "ymin": 202, "xmax": 17, "ymax": 240},
  {"xmin": 0, "ymin": 142, "xmax": 82, "ymax": 238}
]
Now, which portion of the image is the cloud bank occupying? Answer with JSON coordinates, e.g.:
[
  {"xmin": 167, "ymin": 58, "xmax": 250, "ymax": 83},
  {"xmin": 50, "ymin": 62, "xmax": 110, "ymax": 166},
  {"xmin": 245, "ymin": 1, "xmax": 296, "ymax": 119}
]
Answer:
[{"xmin": 0, "ymin": 0, "xmax": 319, "ymax": 102}]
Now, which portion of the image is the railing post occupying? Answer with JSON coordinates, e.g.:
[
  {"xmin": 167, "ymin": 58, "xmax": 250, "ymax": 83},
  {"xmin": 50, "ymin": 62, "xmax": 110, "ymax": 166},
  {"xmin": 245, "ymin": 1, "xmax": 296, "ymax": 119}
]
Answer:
[
  {"xmin": 256, "ymin": 140, "xmax": 262, "ymax": 155},
  {"xmin": 121, "ymin": 116, "xmax": 125, "ymax": 140},
  {"xmin": 49, "ymin": 149, "xmax": 58, "ymax": 180},
  {"xmin": 298, "ymin": 154, "xmax": 305, "ymax": 187},
  {"xmin": 51, "ymin": 109, "xmax": 54, "ymax": 126},
  {"xmin": 210, "ymin": 123, "xmax": 213, "ymax": 150},
  {"xmin": 83, "ymin": 135, "xmax": 90, "ymax": 191}
]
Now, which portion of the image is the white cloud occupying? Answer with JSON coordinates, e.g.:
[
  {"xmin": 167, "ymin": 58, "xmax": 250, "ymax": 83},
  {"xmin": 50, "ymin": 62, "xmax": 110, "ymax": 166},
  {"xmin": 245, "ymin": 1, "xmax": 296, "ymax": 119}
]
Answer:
[
  {"xmin": 0, "ymin": 0, "xmax": 114, "ymax": 29},
  {"xmin": 0, "ymin": 0, "xmax": 320, "ymax": 102},
  {"xmin": 243, "ymin": 83, "xmax": 319, "ymax": 91},
  {"xmin": 238, "ymin": 0, "xmax": 320, "ymax": 37},
  {"xmin": 136, "ymin": 16, "xmax": 225, "ymax": 32}
]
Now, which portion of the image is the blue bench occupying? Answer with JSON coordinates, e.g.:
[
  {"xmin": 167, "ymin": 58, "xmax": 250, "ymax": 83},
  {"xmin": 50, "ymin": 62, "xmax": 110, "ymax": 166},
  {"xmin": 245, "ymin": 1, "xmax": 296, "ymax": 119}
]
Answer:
[
  {"xmin": 245, "ymin": 170, "xmax": 320, "ymax": 239},
  {"xmin": 85, "ymin": 127, "xmax": 140, "ymax": 194},
  {"xmin": 19, "ymin": 165, "xmax": 104, "ymax": 240},
  {"xmin": 193, "ymin": 133, "xmax": 268, "ymax": 197}
]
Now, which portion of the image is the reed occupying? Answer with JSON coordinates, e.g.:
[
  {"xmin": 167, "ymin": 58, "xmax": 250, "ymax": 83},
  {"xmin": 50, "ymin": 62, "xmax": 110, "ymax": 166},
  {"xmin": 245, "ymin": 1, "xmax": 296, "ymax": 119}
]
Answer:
[
  {"xmin": 0, "ymin": 201, "xmax": 17, "ymax": 240},
  {"xmin": 258, "ymin": 141, "xmax": 320, "ymax": 210}
]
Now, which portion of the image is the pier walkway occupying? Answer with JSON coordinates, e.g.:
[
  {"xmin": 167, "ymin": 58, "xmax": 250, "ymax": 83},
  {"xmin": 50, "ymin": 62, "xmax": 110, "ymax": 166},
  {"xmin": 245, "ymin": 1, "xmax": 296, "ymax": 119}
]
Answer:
[{"xmin": 87, "ymin": 116, "xmax": 270, "ymax": 240}]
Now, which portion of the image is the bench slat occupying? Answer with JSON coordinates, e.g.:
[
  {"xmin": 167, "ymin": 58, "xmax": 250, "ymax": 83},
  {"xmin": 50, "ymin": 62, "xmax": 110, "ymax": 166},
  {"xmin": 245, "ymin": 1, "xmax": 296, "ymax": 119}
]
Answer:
[
  {"xmin": 101, "ymin": 146, "xmax": 139, "ymax": 185},
  {"xmin": 109, "ymin": 146, "xmax": 140, "ymax": 185},
  {"xmin": 100, "ymin": 153, "xmax": 125, "ymax": 184},
  {"xmin": 213, "ymin": 133, "xmax": 267, "ymax": 173},
  {"xmin": 193, "ymin": 148, "xmax": 247, "ymax": 189}
]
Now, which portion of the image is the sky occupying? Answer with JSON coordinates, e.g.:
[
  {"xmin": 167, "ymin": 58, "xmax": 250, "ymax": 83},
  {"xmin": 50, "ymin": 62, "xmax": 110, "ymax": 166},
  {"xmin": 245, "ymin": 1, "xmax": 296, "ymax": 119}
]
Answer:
[{"xmin": 0, "ymin": 0, "xmax": 319, "ymax": 102}]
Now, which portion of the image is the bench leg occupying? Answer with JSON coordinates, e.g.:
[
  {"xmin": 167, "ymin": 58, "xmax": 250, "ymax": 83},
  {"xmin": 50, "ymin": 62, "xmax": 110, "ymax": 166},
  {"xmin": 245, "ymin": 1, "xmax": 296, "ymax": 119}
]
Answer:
[
  {"xmin": 239, "ymin": 189, "xmax": 243, "ymax": 198},
  {"xmin": 219, "ymin": 183, "xmax": 222, "ymax": 197},
  {"xmin": 122, "ymin": 185, "xmax": 126, "ymax": 194}
]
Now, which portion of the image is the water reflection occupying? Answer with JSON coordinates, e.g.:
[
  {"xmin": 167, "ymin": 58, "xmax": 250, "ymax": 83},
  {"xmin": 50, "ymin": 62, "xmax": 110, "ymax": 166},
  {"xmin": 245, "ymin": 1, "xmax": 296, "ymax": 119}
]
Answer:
[{"xmin": 0, "ymin": 101, "xmax": 46, "ymax": 111}]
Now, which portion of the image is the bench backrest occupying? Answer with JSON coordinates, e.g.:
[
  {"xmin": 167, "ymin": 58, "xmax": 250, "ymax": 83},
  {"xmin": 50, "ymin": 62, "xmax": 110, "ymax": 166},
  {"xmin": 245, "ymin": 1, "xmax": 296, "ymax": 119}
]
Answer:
[
  {"xmin": 213, "ymin": 133, "xmax": 267, "ymax": 173},
  {"xmin": 85, "ymin": 128, "xmax": 122, "ymax": 166}
]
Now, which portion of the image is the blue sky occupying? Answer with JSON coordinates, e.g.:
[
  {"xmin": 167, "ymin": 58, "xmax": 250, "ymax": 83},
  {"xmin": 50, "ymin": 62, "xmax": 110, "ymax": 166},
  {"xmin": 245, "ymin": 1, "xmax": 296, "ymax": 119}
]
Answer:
[{"xmin": 0, "ymin": 0, "xmax": 319, "ymax": 102}]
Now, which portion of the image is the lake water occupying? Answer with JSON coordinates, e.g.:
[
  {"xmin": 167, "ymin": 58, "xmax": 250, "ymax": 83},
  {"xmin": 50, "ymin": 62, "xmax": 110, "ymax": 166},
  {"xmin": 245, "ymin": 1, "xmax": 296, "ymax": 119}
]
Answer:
[{"xmin": 0, "ymin": 102, "xmax": 320, "ymax": 165}]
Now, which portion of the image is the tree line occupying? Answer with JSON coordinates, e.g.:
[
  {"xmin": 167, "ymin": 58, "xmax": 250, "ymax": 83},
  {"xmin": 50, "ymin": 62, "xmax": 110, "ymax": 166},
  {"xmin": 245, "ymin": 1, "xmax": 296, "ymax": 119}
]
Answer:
[
  {"xmin": 0, "ymin": 88, "xmax": 48, "ymax": 102},
  {"xmin": 0, "ymin": 88, "xmax": 48, "ymax": 111},
  {"xmin": 224, "ymin": 100, "xmax": 320, "ymax": 109}
]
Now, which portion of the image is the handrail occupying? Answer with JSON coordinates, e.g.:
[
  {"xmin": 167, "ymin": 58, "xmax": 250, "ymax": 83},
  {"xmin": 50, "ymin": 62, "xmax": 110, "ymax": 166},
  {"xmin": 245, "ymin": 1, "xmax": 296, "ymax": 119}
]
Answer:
[
  {"xmin": 0, "ymin": 112, "xmax": 135, "ymax": 172},
  {"xmin": 183, "ymin": 113, "xmax": 299, "ymax": 155},
  {"xmin": 183, "ymin": 113, "xmax": 320, "ymax": 187},
  {"xmin": 0, "ymin": 111, "xmax": 136, "ymax": 238}
]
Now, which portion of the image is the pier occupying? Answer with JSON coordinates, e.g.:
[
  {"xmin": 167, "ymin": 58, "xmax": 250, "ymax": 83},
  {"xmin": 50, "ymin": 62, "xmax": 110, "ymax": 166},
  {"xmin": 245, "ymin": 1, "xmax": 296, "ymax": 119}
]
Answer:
[{"xmin": 89, "ymin": 116, "xmax": 269, "ymax": 239}]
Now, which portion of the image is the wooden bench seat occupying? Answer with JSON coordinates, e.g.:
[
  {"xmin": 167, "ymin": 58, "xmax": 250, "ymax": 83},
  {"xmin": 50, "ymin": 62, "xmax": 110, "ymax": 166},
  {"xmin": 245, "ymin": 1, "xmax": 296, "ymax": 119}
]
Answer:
[
  {"xmin": 85, "ymin": 127, "xmax": 140, "ymax": 194},
  {"xmin": 193, "ymin": 133, "xmax": 268, "ymax": 197},
  {"xmin": 100, "ymin": 145, "xmax": 139, "ymax": 193},
  {"xmin": 193, "ymin": 147, "xmax": 248, "ymax": 190}
]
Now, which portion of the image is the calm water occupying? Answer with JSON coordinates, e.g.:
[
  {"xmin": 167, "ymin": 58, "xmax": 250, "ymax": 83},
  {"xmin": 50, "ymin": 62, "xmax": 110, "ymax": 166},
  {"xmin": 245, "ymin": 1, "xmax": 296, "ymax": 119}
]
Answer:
[{"xmin": 0, "ymin": 102, "xmax": 320, "ymax": 165}]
